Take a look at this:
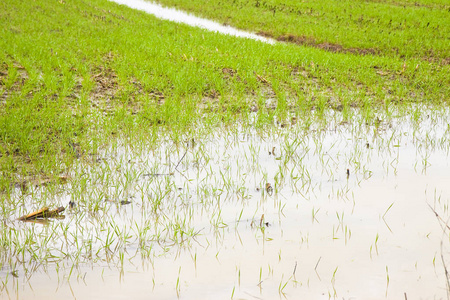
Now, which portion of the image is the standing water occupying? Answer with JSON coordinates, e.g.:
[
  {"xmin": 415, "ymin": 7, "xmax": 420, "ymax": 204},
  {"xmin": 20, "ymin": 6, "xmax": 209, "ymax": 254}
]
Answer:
[
  {"xmin": 109, "ymin": 0, "xmax": 275, "ymax": 43},
  {"xmin": 2, "ymin": 108, "xmax": 450, "ymax": 299}
]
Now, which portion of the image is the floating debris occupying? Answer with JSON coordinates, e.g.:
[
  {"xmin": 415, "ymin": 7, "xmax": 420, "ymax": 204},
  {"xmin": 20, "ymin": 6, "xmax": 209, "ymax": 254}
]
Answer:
[
  {"xmin": 105, "ymin": 198, "xmax": 132, "ymax": 205},
  {"xmin": 259, "ymin": 214, "xmax": 269, "ymax": 227},
  {"xmin": 18, "ymin": 207, "xmax": 65, "ymax": 221},
  {"xmin": 269, "ymin": 146, "xmax": 276, "ymax": 155},
  {"xmin": 266, "ymin": 183, "xmax": 273, "ymax": 195},
  {"xmin": 260, "ymin": 214, "xmax": 265, "ymax": 227},
  {"xmin": 69, "ymin": 200, "xmax": 76, "ymax": 209}
]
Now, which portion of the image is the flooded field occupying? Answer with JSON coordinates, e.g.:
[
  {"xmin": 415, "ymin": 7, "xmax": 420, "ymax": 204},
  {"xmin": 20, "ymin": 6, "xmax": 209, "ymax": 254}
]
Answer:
[{"xmin": 1, "ymin": 107, "xmax": 450, "ymax": 299}]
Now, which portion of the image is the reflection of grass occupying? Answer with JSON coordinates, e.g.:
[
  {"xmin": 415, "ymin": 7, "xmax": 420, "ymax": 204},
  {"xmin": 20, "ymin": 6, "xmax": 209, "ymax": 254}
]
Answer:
[
  {"xmin": 1, "ymin": 0, "xmax": 449, "ymax": 190},
  {"xmin": 1, "ymin": 107, "xmax": 450, "ymax": 297}
]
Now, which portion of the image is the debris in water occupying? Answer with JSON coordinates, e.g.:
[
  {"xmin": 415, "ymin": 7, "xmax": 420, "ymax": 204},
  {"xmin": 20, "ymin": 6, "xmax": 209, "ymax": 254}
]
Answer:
[
  {"xmin": 105, "ymin": 198, "xmax": 132, "ymax": 205},
  {"xmin": 18, "ymin": 206, "xmax": 65, "ymax": 221},
  {"xmin": 269, "ymin": 146, "xmax": 276, "ymax": 155},
  {"xmin": 266, "ymin": 183, "xmax": 273, "ymax": 195}
]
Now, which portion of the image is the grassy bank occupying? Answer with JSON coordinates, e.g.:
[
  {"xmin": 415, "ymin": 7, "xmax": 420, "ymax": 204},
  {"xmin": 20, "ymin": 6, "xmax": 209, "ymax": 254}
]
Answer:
[
  {"xmin": 155, "ymin": 0, "xmax": 450, "ymax": 62},
  {"xmin": 0, "ymin": 0, "xmax": 449, "ymax": 192}
]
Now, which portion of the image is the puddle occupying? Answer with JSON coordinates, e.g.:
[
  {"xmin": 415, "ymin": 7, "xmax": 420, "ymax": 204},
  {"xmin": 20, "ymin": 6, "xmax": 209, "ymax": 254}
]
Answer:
[
  {"xmin": 2, "ymin": 108, "xmax": 450, "ymax": 299},
  {"xmin": 108, "ymin": 0, "xmax": 275, "ymax": 44}
]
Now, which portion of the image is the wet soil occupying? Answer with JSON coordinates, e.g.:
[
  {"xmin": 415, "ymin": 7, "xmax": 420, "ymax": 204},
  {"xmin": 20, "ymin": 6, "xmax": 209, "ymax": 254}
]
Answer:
[{"xmin": 261, "ymin": 32, "xmax": 379, "ymax": 56}]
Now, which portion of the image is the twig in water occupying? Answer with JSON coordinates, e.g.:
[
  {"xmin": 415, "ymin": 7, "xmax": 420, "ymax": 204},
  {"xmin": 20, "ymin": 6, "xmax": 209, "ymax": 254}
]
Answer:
[
  {"xmin": 427, "ymin": 203, "xmax": 450, "ymax": 232},
  {"xmin": 314, "ymin": 256, "xmax": 322, "ymax": 280},
  {"xmin": 428, "ymin": 201, "xmax": 450, "ymax": 298},
  {"xmin": 314, "ymin": 257, "xmax": 321, "ymax": 271},
  {"xmin": 174, "ymin": 148, "xmax": 188, "ymax": 170},
  {"xmin": 441, "ymin": 242, "xmax": 450, "ymax": 300},
  {"xmin": 143, "ymin": 147, "xmax": 188, "ymax": 177}
]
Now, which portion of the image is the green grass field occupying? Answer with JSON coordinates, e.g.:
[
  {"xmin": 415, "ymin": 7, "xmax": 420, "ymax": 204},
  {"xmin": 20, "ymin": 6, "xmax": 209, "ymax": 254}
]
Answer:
[
  {"xmin": 0, "ymin": 0, "xmax": 449, "ymax": 192},
  {"xmin": 155, "ymin": 0, "xmax": 450, "ymax": 61}
]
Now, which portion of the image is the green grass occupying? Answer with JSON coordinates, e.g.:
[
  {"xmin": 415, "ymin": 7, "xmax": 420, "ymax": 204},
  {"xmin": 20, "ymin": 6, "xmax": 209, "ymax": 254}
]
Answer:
[
  {"xmin": 154, "ymin": 0, "xmax": 450, "ymax": 61},
  {"xmin": 0, "ymin": 0, "xmax": 449, "ymax": 191}
]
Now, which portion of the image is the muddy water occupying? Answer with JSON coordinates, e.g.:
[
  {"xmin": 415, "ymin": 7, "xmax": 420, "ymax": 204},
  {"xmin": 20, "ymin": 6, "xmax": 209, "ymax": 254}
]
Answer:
[
  {"xmin": 108, "ymin": 0, "xmax": 275, "ymax": 44},
  {"xmin": 2, "ymin": 108, "xmax": 450, "ymax": 299}
]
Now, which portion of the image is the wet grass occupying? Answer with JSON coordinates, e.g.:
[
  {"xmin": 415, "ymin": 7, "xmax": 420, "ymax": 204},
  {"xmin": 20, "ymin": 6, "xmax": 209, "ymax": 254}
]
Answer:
[
  {"xmin": 1, "ymin": 0, "xmax": 449, "ymax": 191},
  {"xmin": 155, "ymin": 0, "xmax": 450, "ymax": 62}
]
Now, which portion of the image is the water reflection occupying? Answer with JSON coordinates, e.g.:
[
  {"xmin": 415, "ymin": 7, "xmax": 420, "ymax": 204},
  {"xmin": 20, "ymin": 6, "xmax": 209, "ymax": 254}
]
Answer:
[
  {"xmin": 109, "ymin": 0, "xmax": 275, "ymax": 43},
  {"xmin": 3, "ymin": 108, "xmax": 450, "ymax": 299}
]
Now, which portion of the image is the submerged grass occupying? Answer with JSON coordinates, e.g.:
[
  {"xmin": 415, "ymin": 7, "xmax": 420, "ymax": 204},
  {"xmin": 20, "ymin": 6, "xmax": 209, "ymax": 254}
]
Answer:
[
  {"xmin": 0, "ymin": 0, "xmax": 449, "ymax": 190},
  {"xmin": 1, "ymin": 107, "xmax": 450, "ymax": 298}
]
